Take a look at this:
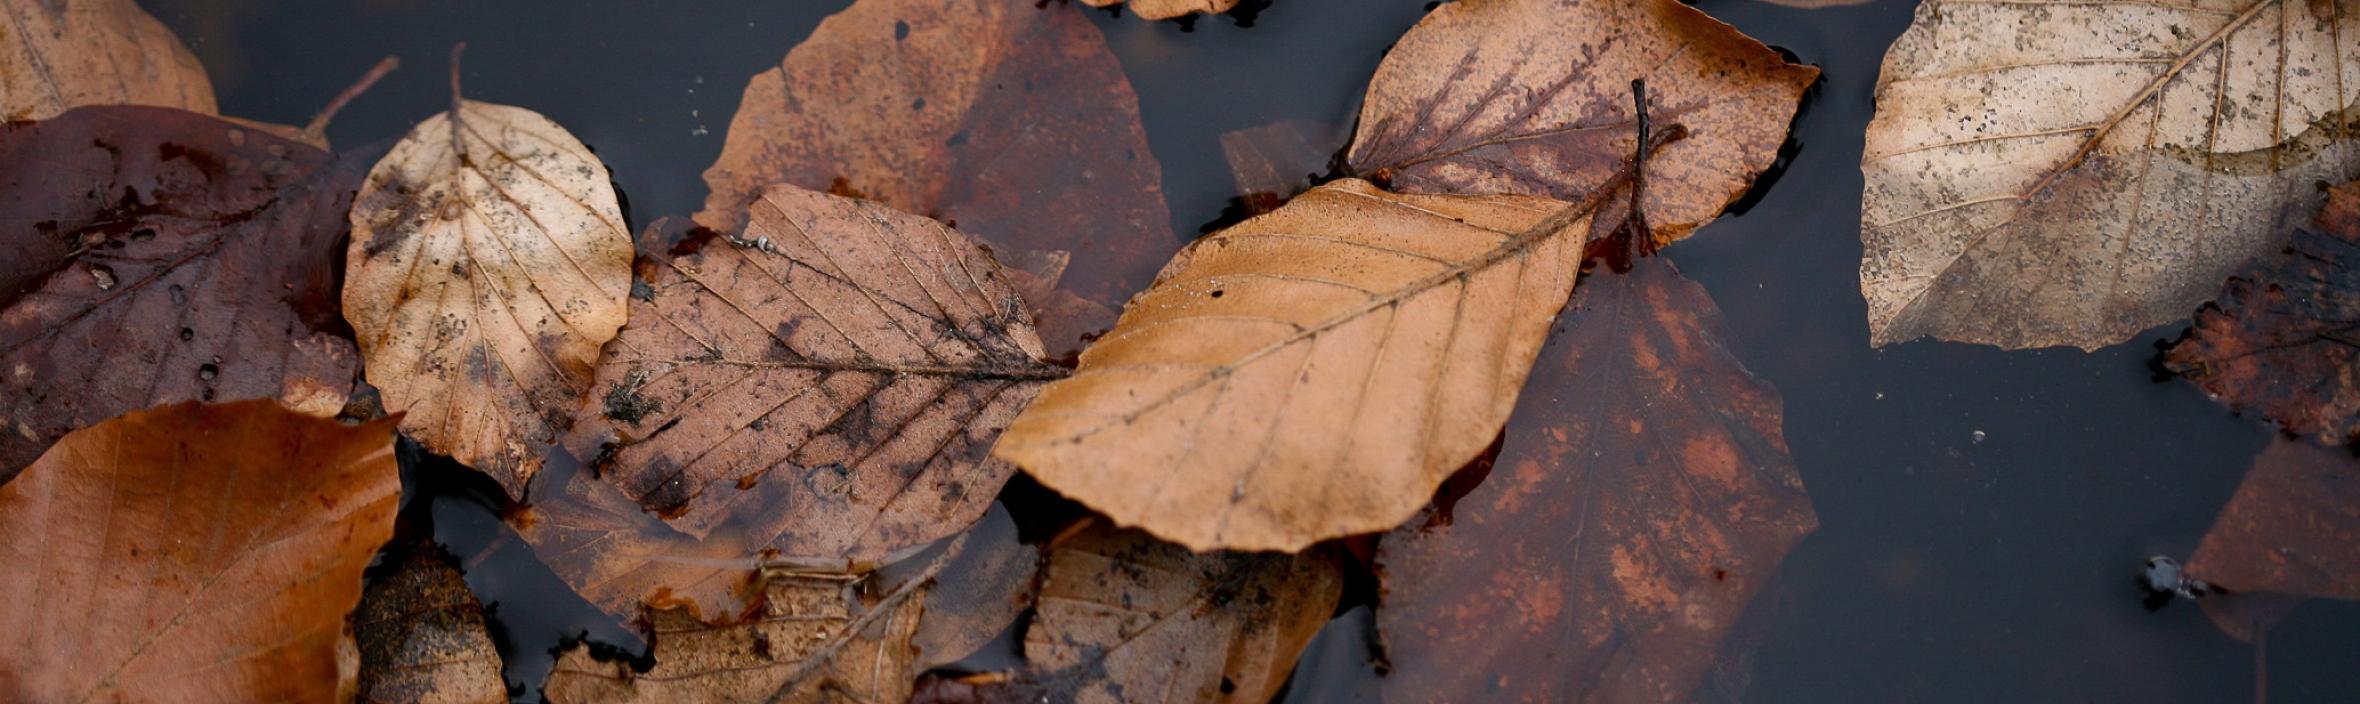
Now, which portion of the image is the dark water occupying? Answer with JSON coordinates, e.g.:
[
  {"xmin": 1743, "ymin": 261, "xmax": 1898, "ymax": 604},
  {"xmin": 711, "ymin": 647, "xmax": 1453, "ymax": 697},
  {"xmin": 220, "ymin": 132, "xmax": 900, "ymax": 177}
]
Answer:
[{"xmin": 145, "ymin": 0, "xmax": 2360, "ymax": 701}]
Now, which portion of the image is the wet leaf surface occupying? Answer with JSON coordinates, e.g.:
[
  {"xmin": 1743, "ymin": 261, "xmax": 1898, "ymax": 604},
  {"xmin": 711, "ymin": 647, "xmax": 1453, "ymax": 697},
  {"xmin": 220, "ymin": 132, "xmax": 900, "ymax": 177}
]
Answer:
[
  {"xmin": 1080, "ymin": 0, "xmax": 1241, "ymax": 21},
  {"xmin": 355, "ymin": 542, "xmax": 508, "ymax": 704},
  {"xmin": 573, "ymin": 185, "xmax": 1061, "ymax": 566},
  {"xmin": 1345, "ymin": 0, "xmax": 1814, "ymax": 246},
  {"xmin": 2164, "ymin": 180, "xmax": 2360, "ymax": 445},
  {"xmin": 696, "ymin": 0, "xmax": 1173, "ymax": 356},
  {"xmin": 910, "ymin": 504, "xmax": 1038, "ymax": 671},
  {"xmin": 0, "ymin": 106, "xmax": 360, "ymax": 483},
  {"xmin": 1218, "ymin": 118, "xmax": 1347, "ymax": 218},
  {"xmin": 0, "ymin": 400, "xmax": 400, "ymax": 701},
  {"xmin": 1859, "ymin": 0, "xmax": 2360, "ymax": 350},
  {"xmin": 516, "ymin": 464, "xmax": 781, "ymax": 623},
  {"xmin": 2187, "ymin": 438, "xmax": 2360, "ymax": 602},
  {"xmin": 0, "ymin": 0, "xmax": 215, "ymax": 121},
  {"xmin": 1376, "ymin": 257, "xmax": 1816, "ymax": 703},
  {"xmin": 344, "ymin": 97, "xmax": 633, "ymax": 499},
  {"xmin": 544, "ymin": 570, "xmax": 924, "ymax": 704}
]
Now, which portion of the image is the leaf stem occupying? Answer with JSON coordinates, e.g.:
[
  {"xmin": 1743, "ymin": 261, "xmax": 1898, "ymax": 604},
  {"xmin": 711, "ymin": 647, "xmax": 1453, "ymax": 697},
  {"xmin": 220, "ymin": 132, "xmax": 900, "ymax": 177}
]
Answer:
[
  {"xmin": 300, "ymin": 56, "xmax": 399, "ymax": 143},
  {"xmin": 762, "ymin": 531, "xmax": 970, "ymax": 703}
]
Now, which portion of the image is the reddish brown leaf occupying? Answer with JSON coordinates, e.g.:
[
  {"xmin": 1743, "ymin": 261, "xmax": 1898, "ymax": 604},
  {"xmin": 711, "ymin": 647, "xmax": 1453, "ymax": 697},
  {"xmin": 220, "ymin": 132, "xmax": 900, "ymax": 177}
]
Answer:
[
  {"xmin": 2187, "ymin": 438, "xmax": 2360, "ymax": 602},
  {"xmin": 0, "ymin": 106, "xmax": 361, "ymax": 484},
  {"xmin": 355, "ymin": 542, "xmax": 507, "ymax": 704},
  {"xmin": 513, "ymin": 465, "xmax": 773, "ymax": 622},
  {"xmin": 1376, "ymin": 259, "xmax": 1815, "ymax": 703},
  {"xmin": 696, "ymin": 0, "xmax": 1173, "ymax": 355},
  {"xmin": 2165, "ymin": 181, "xmax": 2360, "ymax": 445},
  {"xmin": 0, "ymin": 400, "xmax": 401, "ymax": 701}
]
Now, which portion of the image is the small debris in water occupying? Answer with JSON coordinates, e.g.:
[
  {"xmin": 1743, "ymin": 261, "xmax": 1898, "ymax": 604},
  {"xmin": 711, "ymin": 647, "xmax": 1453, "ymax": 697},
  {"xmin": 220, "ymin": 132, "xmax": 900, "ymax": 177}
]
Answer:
[
  {"xmin": 1971, "ymin": 430, "xmax": 1986, "ymax": 443},
  {"xmin": 2139, "ymin": 555, "xmax": 2215, "ymax": 611}
]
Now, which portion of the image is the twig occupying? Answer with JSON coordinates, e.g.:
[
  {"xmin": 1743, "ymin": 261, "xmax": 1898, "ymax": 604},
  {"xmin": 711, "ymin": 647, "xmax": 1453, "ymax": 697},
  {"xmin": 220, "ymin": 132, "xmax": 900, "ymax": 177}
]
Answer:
[
  {"xmin": 1629, "ymin": 78, "xmax": 1652, "ymax": 254},
  {"xmin": 764, "ymin": 531, "xmax": 971, "ymax": 703},
  {"xmin": 300, "ymin": 56, "xmax": 399, "ymax": 142}
]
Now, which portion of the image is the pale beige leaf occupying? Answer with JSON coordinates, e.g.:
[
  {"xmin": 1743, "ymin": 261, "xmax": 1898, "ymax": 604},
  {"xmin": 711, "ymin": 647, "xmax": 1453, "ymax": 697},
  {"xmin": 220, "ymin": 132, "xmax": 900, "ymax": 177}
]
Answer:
[
  {"xmin": 544, "ymin": 572, "xmax": 922, "ymax": 704},
  {"xmin": 0, "ymin": 0, "xmax": 215, "ymax": 121},
  {"xmin": 1860, "ymin": 0, "xmax": 2360, "ymax": 350},
  {"xmin": 997, "ymin": 178, "xmax": 1619, "ymax": 551},
  {"xmin": 1079, "ymin": 0, "xmax": 1240, "ymax": 20},
  {"xmin": 345, "ymin": 100, "xmax": 633, "ymax": 497}
]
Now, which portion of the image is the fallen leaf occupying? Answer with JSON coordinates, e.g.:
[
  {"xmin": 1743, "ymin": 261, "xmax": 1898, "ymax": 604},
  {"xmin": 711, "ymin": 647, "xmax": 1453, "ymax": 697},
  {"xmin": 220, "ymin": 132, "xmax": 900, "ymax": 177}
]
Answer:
[
  {"xmin": 1345, "ymin": 0, "xmax": 1815, "ymax": 246},
  {"xmin": 513, "ymin": 462, "xmax": 774, "ymax": 622},
  {"xmin": 696, "ymin": 0, "xmax": 1173, "ymax": 354},
  {"xmin": 997, "ymin": 175, "xmax": 1638, "ymax": 552},
  {"xmin": 1219, "ymin": 119, "xmax": 1347, "ymax": 217},
  {"xmin": 1015, "ymin": 523, "xmax": 1341, "ymax": 704},
  {"xmin": 1858, "ymin": 0, "xmax": 2360, "ymax": 350},
  {"xmin": 344, "ymin": 95, "xmax": 634, "ymax": 498},
  {"xmin": 355, "ymin": 542, "xmax": 508, "ymax": 704},
  {"xmin": 0, "ymin": 106, "xmax": 360, "ymax": 484},
  {"xmin": 1376, "ymin": 258, "xmax": 1816, "ymax": 703},
  {"xmin": 2163, "ymin": 180, "xmax": 2360, "ymax": 444},
  {"xmin": 544, "ymin": 570, "xmax": 924, "ymax": 704},
  {"xmin": 0, "ymin": 0, "xmax": 215, "ymax": 121},
  {"xmin": 1079, "ymin": 0, "xmax": 1239, "ymax": 21},
  {"xmin": 0, "ymin": 400, "xmax": 400, "ymax": 701},
  {"xmin": 2187, "ymin": 438, "xmax": 2360, "ymax": 602},
  {"xmin": 571, "ymin": 185, "xmax": 1062, "ymax": 566},
  {"xmin": 911, "ymin": 504, "xmax": 1037, "ymax": 671}
]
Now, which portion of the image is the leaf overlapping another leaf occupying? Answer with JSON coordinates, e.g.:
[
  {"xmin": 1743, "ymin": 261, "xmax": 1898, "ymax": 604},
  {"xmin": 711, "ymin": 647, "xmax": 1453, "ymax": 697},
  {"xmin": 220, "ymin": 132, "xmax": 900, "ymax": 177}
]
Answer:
[{"xmin": 0, "ymin": 0, "xmax": 214, "ymax": 121}]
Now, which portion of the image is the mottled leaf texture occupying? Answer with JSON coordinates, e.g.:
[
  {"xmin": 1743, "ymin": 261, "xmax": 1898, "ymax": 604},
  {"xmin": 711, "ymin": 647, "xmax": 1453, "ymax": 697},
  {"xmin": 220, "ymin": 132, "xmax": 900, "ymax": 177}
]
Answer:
[
  {"xmin": 1079, "ymin": 0, "xmax": 1239, "ymax": 20},
  {"xmin": 1017, "ymin": 523, "xmax": 1341, "ymax": 704},
  {"xmin": 0, "ymin": 106, "xmax": 360, "ymax": 484},
  {"xmin": 544, "ymin": 571, "xmax": 923, "ymax": 704},
  {"xmin": 697, "ymin": 0, "xmax": 1171, "ymax": 353},
  {"xmin": 0, "ymin": 400, "xmax": 400, "ymax": 701},
  {"xmin": 1000, "ymin": 178, "xmax": 1623, "ymax": 552},
  {"xmin": 2187, "ymin": 438, "xmax": 2360, "ymax": 601},
  {"xmin": 575, "ymin": 185, "xmax": 1061, "ymax": 566},
  {"xmin": 0, "ymin": 0, "xmax": 215, "ymax": 121},
  {"xmin": 1346, "ymin": 0, "xmax": 1815, "ymax": 245},
  {"xmin": 2165, "ymin": 181, "xmax": 2360, "ymax": 444},
  {"xmin": 1378, "ymin": 259, "xmax": 1815, "ymax": 703},
  {"xmin": 1859, "ymin": 0, "xmax": 2360, "ymax": 350},
  {"xmin": 355, "ymin": 543, "xmax": 507, "ymax": 704},
  {"xmin": 345, "ymin": 99, "xmax": 633, "ymax": 498}
]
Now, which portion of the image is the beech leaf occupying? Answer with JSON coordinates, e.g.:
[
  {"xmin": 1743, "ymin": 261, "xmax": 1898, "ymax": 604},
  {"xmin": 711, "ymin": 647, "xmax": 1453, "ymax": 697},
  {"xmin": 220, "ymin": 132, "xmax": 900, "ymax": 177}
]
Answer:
[
  {"xmin": 0, "ymin": 400, "xmax": 400, "ymax": 701},
  {"xmin": 0, "ymin": 0, "xmax": 215, "ymax": 121},
  {"xmin": 354, "ymin": 542, "xmax": 508, "ymax": 704},
  {"xmin": 2186, "ymin": 438, "xmax": 2360, "ymax": 602},
  {"xmin": 344, "ymin": 97, "xmax": 634, "ymax": 498},
  {"xmin": 544, "ymin": 570, "xmax": 924, "ymax": 704},
  {"xmin": 1078, "ymin": 0, "xmax": 1240, "ymax": 21},
  {"xmin": 1859, "ymin": 0, "xmax": 2360, "ymax": 350}
]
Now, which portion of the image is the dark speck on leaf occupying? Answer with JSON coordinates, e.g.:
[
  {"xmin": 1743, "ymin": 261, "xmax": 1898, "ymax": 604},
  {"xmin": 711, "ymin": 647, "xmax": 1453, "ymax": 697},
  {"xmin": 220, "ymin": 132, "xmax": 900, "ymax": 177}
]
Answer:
[
  {"xmin": 603, "ymin": 369, "xmax": 660, "ymax": 425},
  {"xmin": 894, "ymin": 20, "xmax": 910, "ymax": 40}
]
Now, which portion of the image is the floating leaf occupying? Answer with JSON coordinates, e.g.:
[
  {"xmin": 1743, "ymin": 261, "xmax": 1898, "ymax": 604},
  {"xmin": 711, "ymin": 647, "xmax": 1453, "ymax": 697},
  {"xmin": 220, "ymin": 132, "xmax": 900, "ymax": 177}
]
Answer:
[
  {"xmin": 544, "ymin": 570, "xmax": 924, "ymax": 704},
  {"xmin": 1345, "ymin": 0, "xmax": 1815, "ymax": 245},
  {"xmin": 0, "ymin": 106, "xmax": 360, "ymax": 483},
  {"xmin": 697, "ymin": 0, "xmax": 1172, "ymax": 353},
  {"xmin": 2187, "ymin": 438, "xmax": 2360, "ymax": 602},
  {"xmin": 355, "ymin": 542, "xmax": 508, "ymax": 704},
  {"xmin": 344, "ymin": 97, "xmax": 633, "ymax": 498},
  {"xmin": 2164, "ymin": 181, "xmax": 2360, "ymax": 444},
  {"xmin": 0, "ymin": 400, "xmax": 400, "ymax": 701},
  {"xmin": 572, "ymin": 185, "xmax": 1061, "ymax": 566},
  {"xmin": 1859, "ymin": 0, "xmax": 2360, "ymax": 350},
  {"xmin": 1377, "ymin": 258, "xmax": 1815, "ymax": 703},
  {"xmin": 1079, "ymin": 0, "xmax": 1239, "ymax": 21},
  {"xmin": 0, "ymin": 0, "xmax": 214, "ymax": 121}
]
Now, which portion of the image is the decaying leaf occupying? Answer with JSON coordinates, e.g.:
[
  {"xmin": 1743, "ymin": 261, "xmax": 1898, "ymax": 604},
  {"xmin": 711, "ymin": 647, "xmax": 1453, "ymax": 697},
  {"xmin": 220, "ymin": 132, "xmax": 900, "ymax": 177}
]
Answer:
[
  {"xmin": 1079, "ymin": 0, "xmax": 1239, "ymax": 21},
  {"xmin": 2164, "ymin": 181, "xmax": 2360, "ymax": 444},
  {"xmin": 573, "ymin": 184, "xmax": 1061, "ymax": 566},
  {"xmin": 345, "ymin": 97, "xmax": 633, "ymax": 498},
  {"xmin": 355, "ymin": 542, "xmax": 508, "ymax": 704},
  {"xmin": 2187, "ymin": 438, "xmax": 2360, "ymax": 602},
  {"xmin": 0, "ymin": 106, "xmax": 361, "ymax": 484},
  {"xmin": 1377, "ymin": 258, "xmax": 1816, "ymax": 703},
  {"xmin": 515, "ymin": 463, "xmax": 779, "ymax": 622},
  {"xmin": 1859, "ymin": 0, "xmax": 2360, "ymax": 350},
  {"xmin": 998, "ymin": 175, "xmax": 1641, "ymax": 551},
  {"xmin": 911, "ymin": 504, "xmax": 1037, "ymax": 671},
  {"xmin": 697, "ymin": 0, "xmax": 1171, "ymax": 353},
  {"xmin": 0, "ymin": 400, "xmax": 400, "ymax": 701},
  {"xmin": 544, "ymin": 570, "xmax": 924, "ymax": 704},
  {"xmin": 1345, "ymin": 0, "xmax": 1815, "ymax": 246},
  {"xmin": 1219, "ymin": 119, "xmax": 1347, "ymax": 218},
  {"xmin": 1015, "ymin": 523, "xmax": 1340, "ymax": 704},
  {"xmin": 0, "ymin": 0, "xmax": 215, "ymax": 121}
]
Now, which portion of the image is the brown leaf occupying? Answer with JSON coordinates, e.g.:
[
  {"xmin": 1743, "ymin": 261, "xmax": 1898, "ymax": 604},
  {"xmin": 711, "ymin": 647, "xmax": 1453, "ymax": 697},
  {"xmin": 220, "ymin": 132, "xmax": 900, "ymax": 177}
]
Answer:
[
  {"xmin": 1219, "ymin": 118, "xmax": 1348, "ymax": 217},
  {"xmin": 514, "ymin": 465, "xmax": 775, "ymax": 622},
  {"xmin": 0, "ymin": 400, "xmax": 401, "ymax": 701},
  {"xmin": 1079, "ymin": 0, "xmax": 1239, "ymax": 21},
  {"xmin": 572, "ymin": 185, "xmax": 1061, "ymax": 567},
  {"xmin": 355, "ymin": 542, "xmax": 508, "ymax": 704},
  {"xmin": 544, "ymin": 571, "xmax": 924, "ymax": 704},
  {"xmin": 999, "ymin": 177, "xmax": 1629, "ymax": 552},
  {"xmin": 696, "ymin": 0, "xmax": 1173, "ymax": 354},
  {"xmin": 2187, "ymin": 438, "xmax": 2360, "ymax": 602},
  {"xmin": 2164, "ymin": 181, "xmax": 2360, "ymax": 445},
  {"xmin": 0, "ymin": 106, "xmax": 361, "ymax": 484},
  {"xmin": 912, "ymin": 504, "xmax": 1038, "ymax": 671},
  {"xmin": 1345, "ymin": 0, "xmax": 1815, "ymax": 246},
  {"xmin": 344, "ymin": 99, "xmax": 634, "ymax": 498},
  {"xmin": 0, "ymin": 0, "xmax": 215, "ymax": 121},
  {"xmin": 1376, "ymin": 258, "xmax": 1816, "ymax": 703},
  {"xmin": 1859, "ymin": 0, "xmax": 2360, "ymax": 350}
]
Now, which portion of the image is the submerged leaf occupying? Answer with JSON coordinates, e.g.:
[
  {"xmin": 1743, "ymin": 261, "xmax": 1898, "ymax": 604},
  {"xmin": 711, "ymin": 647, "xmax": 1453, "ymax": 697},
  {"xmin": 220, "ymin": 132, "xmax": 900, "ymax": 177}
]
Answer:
[
  {"xmin": 1219, "ymin": 119, "xmax": 1348, "ymax": 217},
  {"xmin": 2164, "ymin": 181, "xmax": 2360, "ymax": 444},
  {"xmin": 355, "ymin": 542, "xmax": 507, "ymax": 704},
  {"xmin": 544, "ymin": 571, "xmax": 923, "ymax": 704},
  {"xmin": 0, "ymin": 0, "xmax": 215, "ymax": 121},
  {"xmin": 1377, "ymin": 259, "xmax": 1815, "ymax": 703},
  {"xmin": 344, "ymin": 99, "xmax": 633, "ymax": 498},
  {"xmin": 0, "ymin": 106, "xmax": 360, "ymax": 483},
  {"xmin": 1859, "ymin": 0, "xmax": 2360, "ymax": 349},
  {"xmin": 0, "ymin": 400, "xmax": 400, "ymax": 701},
  {"xmin": 2187, "ymin": 438, "xmax": 2360, "ymax": 602}
]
